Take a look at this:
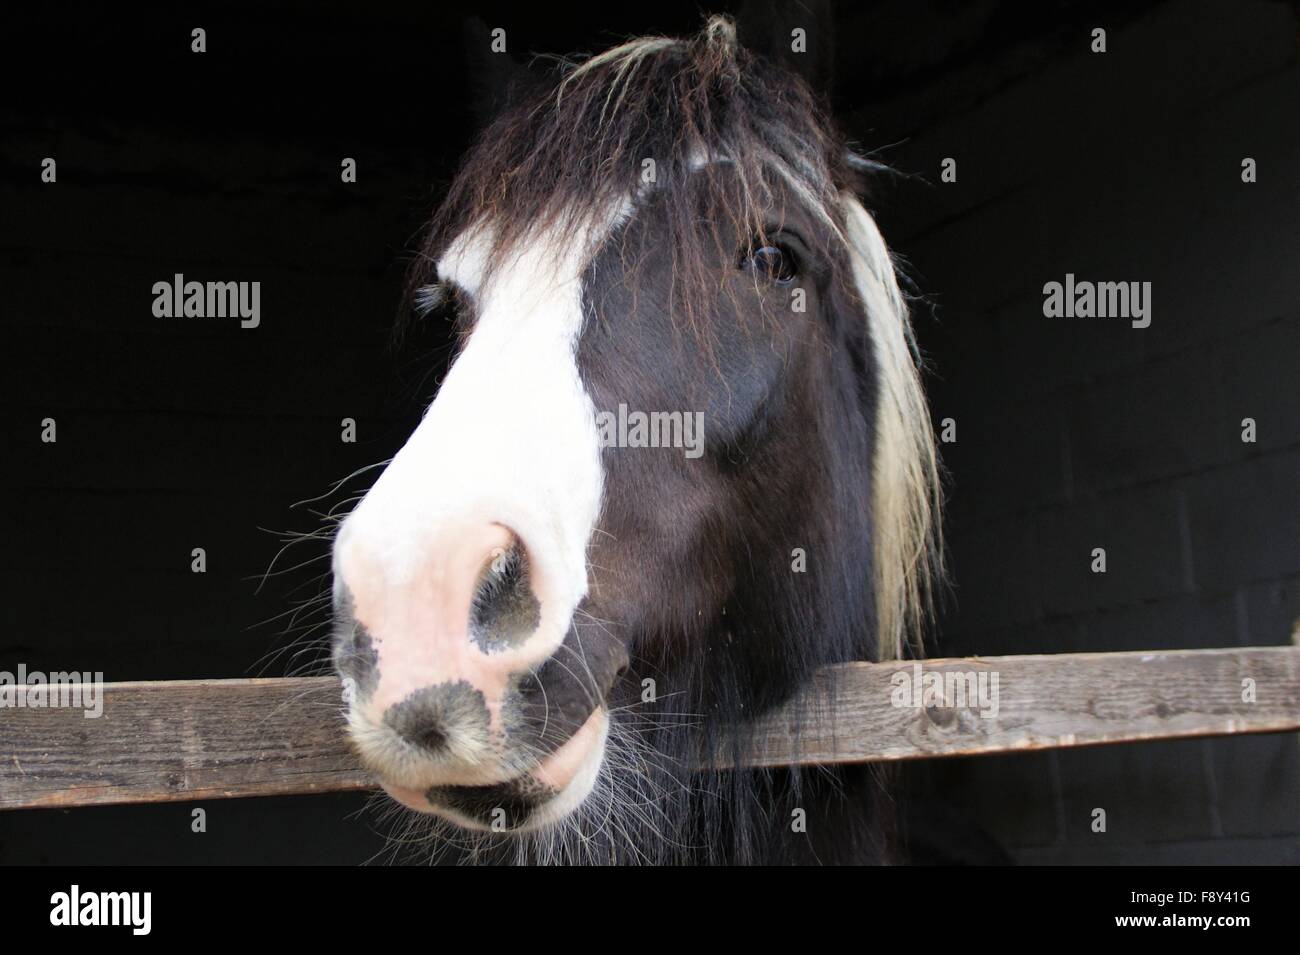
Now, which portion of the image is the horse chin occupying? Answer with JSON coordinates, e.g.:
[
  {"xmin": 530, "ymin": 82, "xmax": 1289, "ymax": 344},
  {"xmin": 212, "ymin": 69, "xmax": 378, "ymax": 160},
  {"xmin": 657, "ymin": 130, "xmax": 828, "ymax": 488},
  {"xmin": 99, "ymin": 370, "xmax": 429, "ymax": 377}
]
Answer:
[{"xmin": 376, "ymin": 708, "xmax": 610, "ymax": 834}]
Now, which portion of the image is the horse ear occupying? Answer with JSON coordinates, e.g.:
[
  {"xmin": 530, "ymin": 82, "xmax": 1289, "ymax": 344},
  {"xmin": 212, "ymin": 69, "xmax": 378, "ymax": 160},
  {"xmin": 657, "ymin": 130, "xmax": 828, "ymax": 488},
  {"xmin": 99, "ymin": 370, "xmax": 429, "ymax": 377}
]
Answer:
[
  {"xmin": 460, "ymin": 17, "xmax": 547, "ymax": 127},
  {"xmin": 735, "ymin": 0, "xmax": 836, "ymax": 97}
]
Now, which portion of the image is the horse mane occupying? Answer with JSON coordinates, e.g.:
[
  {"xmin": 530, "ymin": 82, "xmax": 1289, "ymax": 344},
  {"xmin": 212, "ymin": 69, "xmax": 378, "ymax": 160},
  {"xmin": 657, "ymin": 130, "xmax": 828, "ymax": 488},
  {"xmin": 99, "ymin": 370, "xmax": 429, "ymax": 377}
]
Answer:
[{"xmin": 841, "ymin": 195, "xmax": 944, "ymax": 660}]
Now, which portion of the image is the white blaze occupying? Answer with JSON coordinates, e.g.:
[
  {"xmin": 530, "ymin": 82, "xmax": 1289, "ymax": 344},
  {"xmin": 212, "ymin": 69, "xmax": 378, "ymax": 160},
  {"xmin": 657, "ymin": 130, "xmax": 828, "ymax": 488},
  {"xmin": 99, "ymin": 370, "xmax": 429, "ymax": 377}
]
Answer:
[{"xmin": 339, "ymin": 219, "xmax": 607, "ymax": 674}]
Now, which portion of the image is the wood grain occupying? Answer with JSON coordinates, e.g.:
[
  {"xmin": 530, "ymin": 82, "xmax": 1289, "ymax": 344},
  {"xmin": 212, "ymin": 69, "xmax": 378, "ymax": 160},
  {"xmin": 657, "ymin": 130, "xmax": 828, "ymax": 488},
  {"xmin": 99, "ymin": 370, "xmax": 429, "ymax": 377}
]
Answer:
[
  {"xmin": 2, "ymin": 647, "xmax": 1297, "ymax": 809},
  {"xmin": 735, "ymin": 646, "xmax": 1300, "ymax": 767}
]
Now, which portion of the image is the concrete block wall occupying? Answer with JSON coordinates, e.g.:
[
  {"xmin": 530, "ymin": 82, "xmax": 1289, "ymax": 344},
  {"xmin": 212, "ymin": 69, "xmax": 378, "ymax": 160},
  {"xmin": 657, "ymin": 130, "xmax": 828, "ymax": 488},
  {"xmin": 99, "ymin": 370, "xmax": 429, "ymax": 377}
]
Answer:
[{"xmin": 878, "ymin": 1, "xmax": 1300, "ymax": 863}]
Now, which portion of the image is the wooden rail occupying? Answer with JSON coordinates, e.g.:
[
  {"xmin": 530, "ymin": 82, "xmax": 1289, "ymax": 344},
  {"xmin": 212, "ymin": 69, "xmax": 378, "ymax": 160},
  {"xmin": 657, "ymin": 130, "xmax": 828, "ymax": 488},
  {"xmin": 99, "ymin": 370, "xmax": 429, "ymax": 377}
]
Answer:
[{"xmin": 2, "ymin": 646, "xmax": 1297, "ymax": 810}]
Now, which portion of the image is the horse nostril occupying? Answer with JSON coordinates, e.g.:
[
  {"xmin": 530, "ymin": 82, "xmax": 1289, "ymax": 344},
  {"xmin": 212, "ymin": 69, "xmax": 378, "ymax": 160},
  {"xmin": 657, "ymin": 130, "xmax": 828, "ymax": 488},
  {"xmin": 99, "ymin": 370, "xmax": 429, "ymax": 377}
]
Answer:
[
  {"xmin": 411, "ymin": 722, "xmax": 449, "ymax": 754},
  {"xmin": 382, "ymin": 681, "xmax": 491, "ymax": 760},
  {"xmin": 470, "ymin": 535, "xmax": 542, "ymax": 652}
]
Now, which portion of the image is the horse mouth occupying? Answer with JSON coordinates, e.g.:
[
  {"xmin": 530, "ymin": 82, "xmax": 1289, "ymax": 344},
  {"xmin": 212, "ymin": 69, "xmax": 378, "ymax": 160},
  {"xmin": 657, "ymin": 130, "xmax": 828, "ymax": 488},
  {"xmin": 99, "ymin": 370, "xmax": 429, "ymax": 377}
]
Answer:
[
  {"xmin": 370, "ymin": 707, "xmax": 610, "ymax": 833},
  {"xmin": 383, "ymin": 777, "xmax": 555, "ymax": 831}
]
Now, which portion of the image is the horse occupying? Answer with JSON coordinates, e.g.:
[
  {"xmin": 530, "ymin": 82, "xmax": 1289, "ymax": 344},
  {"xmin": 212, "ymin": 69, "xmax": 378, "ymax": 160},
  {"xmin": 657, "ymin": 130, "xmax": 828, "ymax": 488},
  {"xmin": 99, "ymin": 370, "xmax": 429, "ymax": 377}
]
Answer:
[{"xmin": 330, "ymin": 15, "xmax": 943, "ymax": 864}]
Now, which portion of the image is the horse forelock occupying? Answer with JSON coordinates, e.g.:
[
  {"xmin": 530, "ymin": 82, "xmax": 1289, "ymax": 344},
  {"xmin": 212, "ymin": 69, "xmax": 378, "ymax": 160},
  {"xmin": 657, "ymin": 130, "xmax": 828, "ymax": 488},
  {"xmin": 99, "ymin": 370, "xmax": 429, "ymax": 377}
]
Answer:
[{"xmin": 409, "ymin": 15, "xmax": 853, "ymax": 327}]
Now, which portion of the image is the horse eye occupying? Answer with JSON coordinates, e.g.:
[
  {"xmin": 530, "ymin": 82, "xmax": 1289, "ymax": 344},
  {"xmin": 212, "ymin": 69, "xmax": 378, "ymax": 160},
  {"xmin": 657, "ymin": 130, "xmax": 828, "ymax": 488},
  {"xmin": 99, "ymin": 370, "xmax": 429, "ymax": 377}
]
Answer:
[{"xmin": 741, "ymin": 243, "xmax": 798, "ymax": 285}]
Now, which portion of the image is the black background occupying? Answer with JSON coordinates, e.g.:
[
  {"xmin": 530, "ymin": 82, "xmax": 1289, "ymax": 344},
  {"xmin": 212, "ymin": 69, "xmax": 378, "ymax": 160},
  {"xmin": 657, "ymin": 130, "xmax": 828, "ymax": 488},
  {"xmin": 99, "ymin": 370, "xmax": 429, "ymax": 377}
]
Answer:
[
  {"xmin": 2, "ymin": 1, "xmax": 1298, "ymax": 864},
  {"xmin": 10, "ymin": 866, "xmax": 1284, "ymax": 935}
]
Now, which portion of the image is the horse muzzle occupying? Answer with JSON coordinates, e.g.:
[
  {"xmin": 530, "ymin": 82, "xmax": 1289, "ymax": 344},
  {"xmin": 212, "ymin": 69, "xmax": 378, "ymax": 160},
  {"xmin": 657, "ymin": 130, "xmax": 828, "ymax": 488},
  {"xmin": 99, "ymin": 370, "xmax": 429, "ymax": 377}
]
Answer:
[{"xmin": 331, "ymin": 516, "xmax": 626, "ymax": 831}]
